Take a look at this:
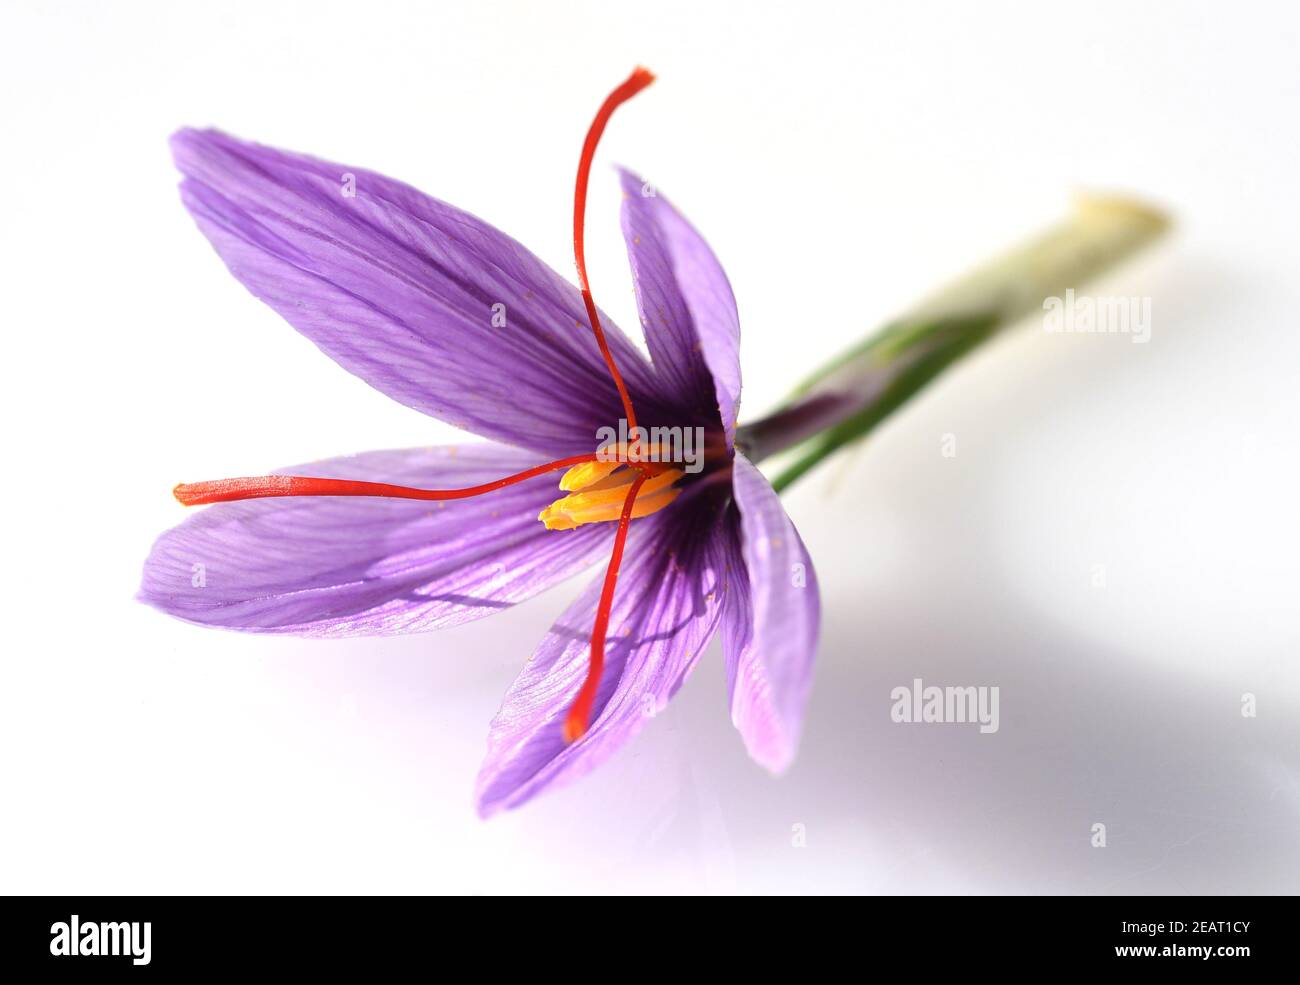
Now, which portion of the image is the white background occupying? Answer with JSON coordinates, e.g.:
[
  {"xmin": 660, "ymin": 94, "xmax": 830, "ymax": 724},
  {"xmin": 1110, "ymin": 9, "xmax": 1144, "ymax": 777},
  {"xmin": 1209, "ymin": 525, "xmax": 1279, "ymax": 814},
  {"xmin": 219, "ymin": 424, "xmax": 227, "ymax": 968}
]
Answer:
[{"xmin": 2, "ymin": 0, "xmax": 1297, "ymax": 894}]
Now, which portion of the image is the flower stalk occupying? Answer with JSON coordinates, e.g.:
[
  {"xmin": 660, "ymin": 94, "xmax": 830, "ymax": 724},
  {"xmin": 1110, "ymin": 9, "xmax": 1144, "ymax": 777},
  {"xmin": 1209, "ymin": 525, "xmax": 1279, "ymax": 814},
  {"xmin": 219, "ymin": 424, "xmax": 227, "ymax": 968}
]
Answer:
[{"xmin": 736, "ymin": 195, "xmax": 1171, "ymax": 490}]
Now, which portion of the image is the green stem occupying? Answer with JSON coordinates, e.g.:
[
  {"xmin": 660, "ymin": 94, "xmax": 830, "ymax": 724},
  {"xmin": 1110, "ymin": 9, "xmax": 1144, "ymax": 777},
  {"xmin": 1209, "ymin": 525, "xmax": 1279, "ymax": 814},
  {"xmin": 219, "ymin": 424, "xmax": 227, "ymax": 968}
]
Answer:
[{"xmin": 735, "ymin": 195, "xmax": 1171, "ymax": 491}]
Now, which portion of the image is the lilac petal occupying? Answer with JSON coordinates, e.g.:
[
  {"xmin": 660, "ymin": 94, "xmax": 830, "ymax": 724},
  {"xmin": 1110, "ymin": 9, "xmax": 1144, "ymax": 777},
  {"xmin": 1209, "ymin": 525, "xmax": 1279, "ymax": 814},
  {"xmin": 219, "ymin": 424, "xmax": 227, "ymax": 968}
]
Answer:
[
  {"xmin": 171, "ymin": 129, "xmax": 671, "ymax": 454},
  {"xmin": 721, "ymin": 455, "xmax": 821, "ymax": 772},
  {"xmin": 618, "ymin": 168, "xmax": 743, "ymax": 448},
  {"xmin": 474, "ymin": 495, "xmax": 734, "ymax": 816},
  {"xmin": 139, "ymin": 444, "xmax": 615, "ymax": 636}
]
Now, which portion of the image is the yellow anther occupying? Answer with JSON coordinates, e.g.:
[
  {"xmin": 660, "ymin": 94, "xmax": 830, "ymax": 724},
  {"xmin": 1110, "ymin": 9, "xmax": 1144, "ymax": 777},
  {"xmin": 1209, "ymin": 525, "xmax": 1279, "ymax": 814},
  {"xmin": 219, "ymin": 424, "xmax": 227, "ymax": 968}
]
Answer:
[
  {"xmin": 540, "ymin": 464, "xmax": 683, "ymax": 530},
  {"xmin": 558, "ymin": 440, "xmax": 676, "ymax": 492},
  {"xmin": 558, "ymin": 459, "xmax": 625, "ymax": 492}
]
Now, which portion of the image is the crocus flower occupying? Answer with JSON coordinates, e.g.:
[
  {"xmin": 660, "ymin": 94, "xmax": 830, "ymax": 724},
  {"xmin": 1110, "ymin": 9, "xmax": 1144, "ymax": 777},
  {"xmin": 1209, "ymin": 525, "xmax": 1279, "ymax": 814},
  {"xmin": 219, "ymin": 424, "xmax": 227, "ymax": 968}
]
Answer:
[{"xmin": 141, "ymin": 69, "xmax": 819, "ymax": 815}]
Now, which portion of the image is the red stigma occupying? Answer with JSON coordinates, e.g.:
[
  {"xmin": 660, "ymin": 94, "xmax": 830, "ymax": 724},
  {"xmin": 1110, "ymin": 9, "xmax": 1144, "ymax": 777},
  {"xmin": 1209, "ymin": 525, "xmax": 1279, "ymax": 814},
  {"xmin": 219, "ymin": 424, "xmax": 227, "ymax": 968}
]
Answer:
[
  {"xmin": 573, "ymin": 66, "xmax": 654, "ymax": 435},
  {"xmin": 560, "ymin": 67, "xmax": 655, "ymax": 743},
  {"xmin": 562, "ymin": 471, "xmax": 647, "ymax": 743},
  {"xmin": 172, "ymin": 454, "xmax": 604, "ymax": 507}
]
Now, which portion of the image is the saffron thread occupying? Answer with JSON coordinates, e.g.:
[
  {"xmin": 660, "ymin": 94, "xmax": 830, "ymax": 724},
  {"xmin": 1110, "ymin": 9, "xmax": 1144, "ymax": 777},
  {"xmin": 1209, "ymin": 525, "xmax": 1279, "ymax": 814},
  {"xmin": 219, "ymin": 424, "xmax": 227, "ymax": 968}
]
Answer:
[
  {"xmin": 173, "ymin": 455, "xmax": 603, "ymax": 507},
  {"xmin": 573, "ymin": 66, "xmax": 655, "ymax": 434},
  {"xmin": 562, "ymin": 471, "xmax": 646, "ymax": 742}
]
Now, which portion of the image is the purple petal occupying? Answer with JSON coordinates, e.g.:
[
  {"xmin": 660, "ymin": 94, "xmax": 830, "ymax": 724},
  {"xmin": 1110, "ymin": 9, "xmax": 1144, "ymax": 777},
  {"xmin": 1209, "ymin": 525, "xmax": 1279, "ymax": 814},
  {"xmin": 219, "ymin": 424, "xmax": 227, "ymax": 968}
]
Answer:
[
  {"xmin": 474, "ymin": 494, "xmax": 734, "ymax": 816},
  {"xmin": 618, "ymin": 168, "xmax": 743, "ymax": 448},
  {"xmin": 139, "ymin": 444, "xmax": 615, "ymax": 636},
  {"xmin": 171, "ymin": 129, "xmax": 672, "ymax": 454},
  {"xmin": 721, "ymin": 455, "xmax": 820, "ymax": 772}
]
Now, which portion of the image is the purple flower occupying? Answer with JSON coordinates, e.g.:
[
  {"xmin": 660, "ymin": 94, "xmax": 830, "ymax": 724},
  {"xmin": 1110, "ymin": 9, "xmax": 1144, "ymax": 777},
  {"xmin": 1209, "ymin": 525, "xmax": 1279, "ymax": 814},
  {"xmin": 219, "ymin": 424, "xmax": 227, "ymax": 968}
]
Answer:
[{"xmin": 140, "ymin": 72, "xmax": 820, "ymax": 815}]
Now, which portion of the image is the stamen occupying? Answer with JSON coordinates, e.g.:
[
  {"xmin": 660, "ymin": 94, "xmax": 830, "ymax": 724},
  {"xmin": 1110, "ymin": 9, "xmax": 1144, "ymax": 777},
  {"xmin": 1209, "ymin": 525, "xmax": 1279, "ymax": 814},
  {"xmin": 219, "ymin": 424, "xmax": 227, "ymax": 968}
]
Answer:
[
  {"xmin": 538, "ymin": 464, "xmax": 682, "ymax": 530},
  {"xmin": 172, "ymin": 454, "xmax": 603, "ymax": 506},
  {"xmin": 558, "ymin": 439, "xmax": 671, "ymax": 491},
  {"xmin": 573, "ymin": 65, "xmax": 655, "ymax": 434},
  {"xmin": 562, "ymin": 471, "xmax": 647, "ymax": 743}
]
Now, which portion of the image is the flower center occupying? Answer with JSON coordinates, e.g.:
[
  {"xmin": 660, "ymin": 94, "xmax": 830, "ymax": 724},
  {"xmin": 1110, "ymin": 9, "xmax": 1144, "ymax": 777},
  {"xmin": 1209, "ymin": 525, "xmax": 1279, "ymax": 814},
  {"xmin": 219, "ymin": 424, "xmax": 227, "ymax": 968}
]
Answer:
[{"xmin": 539, "ymin": 456, "xmax": 683, "ymax": 530}]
